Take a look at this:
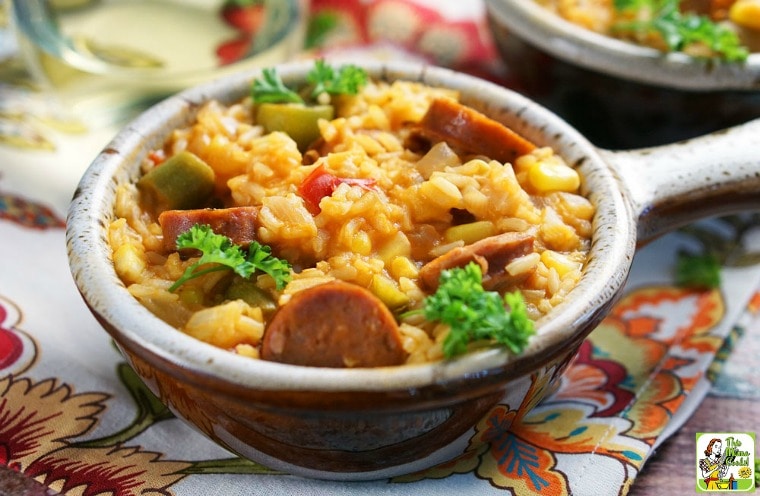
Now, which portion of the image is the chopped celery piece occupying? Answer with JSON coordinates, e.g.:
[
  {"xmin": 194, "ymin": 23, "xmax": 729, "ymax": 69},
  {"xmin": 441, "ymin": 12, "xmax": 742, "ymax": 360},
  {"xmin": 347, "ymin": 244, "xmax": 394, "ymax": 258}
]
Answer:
[
  {"xmin": 137, "ymin": 151, "xmax": 215, "ymax": 213},
  {"xmin": 369, "ymin": 274, "xmax": 410, "ymax": 311},
  {"xmin": 224, "ymin": 278, "xmax": 277, "ymax": 314},
  {"xmin": 256, "ymin": 103, "xmax": 333, "ymax": 151}
]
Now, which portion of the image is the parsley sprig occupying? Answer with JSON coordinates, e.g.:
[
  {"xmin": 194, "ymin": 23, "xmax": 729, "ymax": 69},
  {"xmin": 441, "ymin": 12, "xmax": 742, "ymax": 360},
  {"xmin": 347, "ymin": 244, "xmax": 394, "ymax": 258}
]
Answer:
[
  {"xmin": 414, "ymin": 262, "xmax": 535, "ymax": 358},
  {"xmin": 169, "ymin": 224, "xmax": 291, "ymax": 292},
  {"xmin": 612, "ymin": 0, "xmax": 749, "ymax": 61},
  {"xmin": 251, "ymin": 68, "xmax": 303, "ymax": 104},
  {"xmin": 251, "ymin": 59, "xmax": 368, "ymax": 104},
  {"xmin": 306, "ymin": 59, "xmax": 369, "ymax": 98},
  {"xmin": 675, "ymin": 251, "xmax": 721, "ymax": 289}
]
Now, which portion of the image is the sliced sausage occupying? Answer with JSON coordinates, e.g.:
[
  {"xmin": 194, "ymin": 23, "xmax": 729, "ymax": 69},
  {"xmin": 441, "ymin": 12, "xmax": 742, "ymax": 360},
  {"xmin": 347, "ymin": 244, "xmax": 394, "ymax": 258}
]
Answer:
[
  {"xmin": 419, "ymin": 232, "xmax": 535, "ymax": 291},
  {"xmin": 417, "ymin": 98, "xmax": 536, "ymax": 164},
  {"xmin": 159, "ymin": 206, "xmax": 260, "ymax": 252},
  {"xmin": 261, "ymin": 281, "xmax": 406, "ymax": 368}
]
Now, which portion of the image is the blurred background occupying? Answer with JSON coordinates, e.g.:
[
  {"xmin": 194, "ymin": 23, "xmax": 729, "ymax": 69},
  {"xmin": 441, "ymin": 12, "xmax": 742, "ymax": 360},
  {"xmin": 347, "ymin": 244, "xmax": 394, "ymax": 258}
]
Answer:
[{"xmin": 0, "ymin": 0, "xmax": 506, "ymax": 151}]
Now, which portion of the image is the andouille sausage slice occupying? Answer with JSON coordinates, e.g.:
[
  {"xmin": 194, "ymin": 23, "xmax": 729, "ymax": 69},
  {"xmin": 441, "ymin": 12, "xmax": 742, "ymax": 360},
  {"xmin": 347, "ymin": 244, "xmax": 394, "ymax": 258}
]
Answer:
[
  {"xmin": 159, "ymin": 206, "xmax": 260, "ymax": 252},
  {"xmin": 419, "ymin": 232, "xmax": 535, "ymax": 291},
  {"xmin": 417, "ymin": 98, "xmax": 536, "ymax": 164},
  {"xmin": 261, "ymin": 281, "xmax": 407, "ymax": 368}
]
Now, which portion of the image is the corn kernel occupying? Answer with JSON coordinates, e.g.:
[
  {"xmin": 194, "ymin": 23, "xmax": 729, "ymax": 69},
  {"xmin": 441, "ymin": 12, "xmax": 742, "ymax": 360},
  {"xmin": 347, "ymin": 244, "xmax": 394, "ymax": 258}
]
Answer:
[
  {"xmin": 444, "ymin": 221, "xmax": 496, "ymax": 245},
  {"xmin": 528, "ymin": 162, "xmax": 580, "ymax": 193},
  {"xmin": 369, "ymin": 274, "xmax": 410, "ymax": 310},
  {"xmin": 541, "ymin": 250, "xmax": 582, "ymax": 277},
  {"xmin": 730, "ymin": 0, "xmax": 760, "ymax": 30},
  {"xmin": 113, "ymin": 244, "xmax": 145, "ymax": 284},
  {"xmin": 350, "ymin": 230, "xmax": 372, "ymax": 256},
  {"xmin": 377, "ymin": 232, "xmax": 412, "ymax": 265},
  {"xmin": 541, "ymin": 219, "xmax": 580, "ymax": 252},
  {"xmin": 235, "ymin": 344, "xmax": 260, "ymax": 359},
  {"xmin": 390, "ymin": 256, "xmax": 418, "ymax": 280}
]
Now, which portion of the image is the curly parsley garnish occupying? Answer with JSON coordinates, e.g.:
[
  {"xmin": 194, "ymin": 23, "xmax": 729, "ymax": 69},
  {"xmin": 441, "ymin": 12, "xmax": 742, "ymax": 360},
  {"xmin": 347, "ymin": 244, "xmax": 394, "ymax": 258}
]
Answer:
[
  {"xmin": 612, "ymin": 0, "xmax": 749, "ymax": 61},
  {"xmin": 416, "ymin": 262, "xmax": 535, "ymax": 358},
  {"xmin": 169, "ymin": 224, "xmax": 291, "ymax": 292},
  {"xmin": 306, "ymin": 59, "xmax": 369, "ymax": 98},
  {"xmin": 251, "ymin": 59, "xmax": 368, "ymax": 104},
  {"xmin": 251, "ymin": 67, "xmax": 303, "ymax": 104}
]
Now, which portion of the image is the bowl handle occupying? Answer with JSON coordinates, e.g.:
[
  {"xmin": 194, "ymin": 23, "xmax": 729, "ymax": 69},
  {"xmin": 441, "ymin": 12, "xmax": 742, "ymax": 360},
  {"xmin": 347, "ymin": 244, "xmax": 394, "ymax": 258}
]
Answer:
[{"xmin": 599, "ymin": 118, "xmax": 760, "ymax": 244}]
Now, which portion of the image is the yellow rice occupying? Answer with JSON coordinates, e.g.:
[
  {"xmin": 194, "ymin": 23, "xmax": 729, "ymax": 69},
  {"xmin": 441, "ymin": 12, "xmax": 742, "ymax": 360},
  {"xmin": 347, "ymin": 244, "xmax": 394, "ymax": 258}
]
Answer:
[{"xmin": 109, "ymin": 78, "xmax": 595, "ymax": 364}]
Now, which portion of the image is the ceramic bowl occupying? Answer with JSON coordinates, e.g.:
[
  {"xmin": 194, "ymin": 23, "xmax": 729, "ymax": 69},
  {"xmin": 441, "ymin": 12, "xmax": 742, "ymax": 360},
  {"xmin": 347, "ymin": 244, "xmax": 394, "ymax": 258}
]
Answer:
[
  {"xmin": 65, "ymin": 60, "xmax": 760, "ymax": 481},
  {"xmin": 484, "ymin": 0, "xmax": 760, "ymax": 149}
]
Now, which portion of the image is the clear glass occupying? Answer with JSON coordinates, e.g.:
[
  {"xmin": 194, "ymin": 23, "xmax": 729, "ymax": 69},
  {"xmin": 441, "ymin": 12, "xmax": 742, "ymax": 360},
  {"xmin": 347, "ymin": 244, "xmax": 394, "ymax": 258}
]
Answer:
[{"xmin": 8, "ymin": 0, "xmax": 307, "ymax": 124}]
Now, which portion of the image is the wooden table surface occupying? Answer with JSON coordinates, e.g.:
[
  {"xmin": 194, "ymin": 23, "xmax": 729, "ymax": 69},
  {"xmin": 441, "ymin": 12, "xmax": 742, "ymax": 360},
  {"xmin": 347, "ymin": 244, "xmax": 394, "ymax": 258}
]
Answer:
[
  {"xmin": 631, "ymin": 314, "xmax": 760, "ymax": 495},
  {"xmin": 631, "ymin": 396, "xmax": 757, "ymax": 495}
]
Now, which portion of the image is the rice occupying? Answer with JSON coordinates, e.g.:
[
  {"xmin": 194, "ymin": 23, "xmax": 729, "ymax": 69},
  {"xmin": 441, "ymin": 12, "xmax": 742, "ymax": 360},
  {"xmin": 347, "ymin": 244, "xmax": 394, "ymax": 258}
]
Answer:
[{"xmin": 109, "ymin": 77, "xmax": 595, "ymax": 365}]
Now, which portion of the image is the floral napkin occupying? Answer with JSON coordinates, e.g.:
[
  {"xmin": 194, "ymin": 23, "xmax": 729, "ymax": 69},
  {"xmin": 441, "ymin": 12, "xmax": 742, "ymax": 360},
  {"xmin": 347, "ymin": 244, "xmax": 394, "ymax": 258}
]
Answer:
[{"xmin": 1, "ymin": 1, "xmax": 759, "ymax": 495}]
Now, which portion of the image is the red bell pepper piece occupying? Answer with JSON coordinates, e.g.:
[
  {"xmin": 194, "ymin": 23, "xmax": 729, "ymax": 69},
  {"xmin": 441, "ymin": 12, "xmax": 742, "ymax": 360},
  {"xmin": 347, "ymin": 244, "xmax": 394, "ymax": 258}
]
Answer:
[{"xmin": 298, "ymin": 164, "xmax": 376, "ymax": 214}]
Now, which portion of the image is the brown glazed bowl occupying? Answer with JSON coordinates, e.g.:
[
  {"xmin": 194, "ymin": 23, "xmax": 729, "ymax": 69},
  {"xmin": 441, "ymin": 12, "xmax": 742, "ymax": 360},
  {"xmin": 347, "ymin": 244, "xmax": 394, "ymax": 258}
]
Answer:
[
  {"xmin": 484, "ymin": 0, "xmax": 760, "ymax": 149},
  {"xmin": 65, "ymin": 60, "xmax": 760, "ymax": 481}
]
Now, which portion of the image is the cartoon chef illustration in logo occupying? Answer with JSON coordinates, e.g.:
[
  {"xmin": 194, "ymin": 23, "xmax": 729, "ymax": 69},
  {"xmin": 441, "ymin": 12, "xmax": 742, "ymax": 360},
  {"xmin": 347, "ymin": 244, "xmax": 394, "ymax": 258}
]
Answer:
[{"xmin": 700, "ymin": 438, "xmax": 729, "ymax": 490}]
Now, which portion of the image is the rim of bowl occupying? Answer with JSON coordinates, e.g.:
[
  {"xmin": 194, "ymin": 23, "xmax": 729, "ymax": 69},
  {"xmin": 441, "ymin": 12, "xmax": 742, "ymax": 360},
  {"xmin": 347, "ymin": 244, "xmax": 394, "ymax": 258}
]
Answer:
[
  {"xmin": 66, "ymin": 60, "xmax": 634, "ymax": 393},
  {"xmin": 485, "ymin": 0, "xmax": 760, "ymax": 91}
]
